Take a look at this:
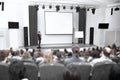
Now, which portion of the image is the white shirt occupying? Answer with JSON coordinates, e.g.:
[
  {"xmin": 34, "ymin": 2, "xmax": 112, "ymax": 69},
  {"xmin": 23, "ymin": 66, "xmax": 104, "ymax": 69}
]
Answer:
[{"xmin": 90, "ymin": 57, "xmax": 112, "ymax": 66}]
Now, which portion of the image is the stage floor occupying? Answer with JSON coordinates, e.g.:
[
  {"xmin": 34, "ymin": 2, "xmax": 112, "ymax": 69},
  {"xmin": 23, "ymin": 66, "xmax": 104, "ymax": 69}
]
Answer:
[{"xmin": 25, "ymin": 43, "xmax": 96, "ymax": 49}]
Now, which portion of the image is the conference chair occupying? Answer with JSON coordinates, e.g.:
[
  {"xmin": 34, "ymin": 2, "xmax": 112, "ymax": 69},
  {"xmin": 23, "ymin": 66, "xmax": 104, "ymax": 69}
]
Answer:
[
  {"xmin": 66, "ymin": 62, "xmax": 92, "ymax": 80},
  {"xmin": 110, "ymin": 57, "xmax": 120, "ymax": 63},
  {"xmin": 39, "ymin": 63, "xmax": 65, "ymax": 80},
  {"xmin": 0, "ymin": 62, "xmax": 9, "ymax": 80},
  {"xmin": 110, "ymin": 63, "xmax": 120, "ymax": 80},
  {"xmin": 24, "ymin": 62, "xmax": 38, "ymax": 80},
  {"xmin": 90, "ymin": 62, "xmax": 115, "ymax": 80}
]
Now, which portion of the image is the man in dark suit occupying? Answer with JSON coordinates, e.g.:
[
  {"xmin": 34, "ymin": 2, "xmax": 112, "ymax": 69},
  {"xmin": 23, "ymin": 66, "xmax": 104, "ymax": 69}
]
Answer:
[{"xmin": 37, "ymin": 31, "xmax": 41, "ymax": 48}]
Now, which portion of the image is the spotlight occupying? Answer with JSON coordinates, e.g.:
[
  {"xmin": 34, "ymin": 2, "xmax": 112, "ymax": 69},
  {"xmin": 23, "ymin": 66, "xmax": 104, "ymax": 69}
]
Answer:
[
  {"xmin": 56, "ymin": 5, "xmax": 60, "ymax": 12},
  {"xmin": 76, "ymin": 6, "xmax": 80, "ymax": 12},
  {"xmin": 92, "ymin": 8, "xmax": 96, "ymax": 14},
  {"xmin": 42, "ymin": 5, "xmax": 45, "ymax": 9},
  {"xmin": 63, "ymin": 6, "xmax": 66, "ymax": 9},
  {"xmin": 49, "ymin": 5, "xmax": 52, "ymax": 9},
  {"xmin": 70, "ymin": 6, "xmax": 73, "ymax": 10}
]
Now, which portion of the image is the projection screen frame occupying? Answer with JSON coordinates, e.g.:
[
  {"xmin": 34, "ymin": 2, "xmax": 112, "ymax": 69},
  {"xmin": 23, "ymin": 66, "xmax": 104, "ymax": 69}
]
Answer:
[{"xmin": 44, "ymin": 11, "xmax": 74, "ymax": 35}]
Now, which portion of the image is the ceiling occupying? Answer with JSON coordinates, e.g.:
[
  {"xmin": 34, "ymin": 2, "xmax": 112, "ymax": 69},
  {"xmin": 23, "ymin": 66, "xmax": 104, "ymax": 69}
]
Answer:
[{"xmin": 29, "ymin": 0, "xmax": 120, "ymax": 8}]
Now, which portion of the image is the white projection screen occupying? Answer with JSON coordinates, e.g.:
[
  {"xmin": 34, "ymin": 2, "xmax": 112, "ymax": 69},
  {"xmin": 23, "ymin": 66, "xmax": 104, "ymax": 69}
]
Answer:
[{"xmin": 45, "ymin": 12, "xmax": 73, "ymax": 34}]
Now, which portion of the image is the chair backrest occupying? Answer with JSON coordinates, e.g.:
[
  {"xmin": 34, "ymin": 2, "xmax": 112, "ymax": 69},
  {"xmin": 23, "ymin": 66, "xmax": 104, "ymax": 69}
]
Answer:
[
  {"xmin": 24, "ymin": 62, "xmax": 38, "ymax": 80},
  {"xmin": 0, "ymin": 62, "xmax": 9, "ymax": 80},
  {"xmin": 39, "ymin": 63, "xmax": 64, "ymax": 80},
  {"xmin": 22, "ymin": 59, "xmax": 35, "ymax": 63},
  {"xmin": 66, "ymin": 62, "xmax": 92, "ymax": 80},
  {"xmin": 90, "ymin": 62, "xmax": 114, "ymax": 80},
  {"xmin": 110, "ymin": 63, "xmax": 120, "ymax": 80}
]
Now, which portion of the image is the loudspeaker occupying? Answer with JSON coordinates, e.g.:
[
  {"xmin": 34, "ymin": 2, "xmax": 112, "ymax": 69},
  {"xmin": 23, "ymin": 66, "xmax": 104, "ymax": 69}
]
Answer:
[
  {"xmin": 8, "ymin": 22, "xmax": 19, "ymax": 29},
  {"xmin": 111, "ymin": 8, "xmax": 113, "ymax": 15},
  {"xmin": 24, "ymin": 27, "xmax": 28, "ymax": 47},
  {"xmin": 89, "ymin": 27, "xmax": 94, "ymax": 45},
  {"xmin": 92, "ymin": 8, "xmax": 96, "ymax": 14},
  {"xmin": 2, "ymin": 2, "xmax": 4, "ymax": 11}
]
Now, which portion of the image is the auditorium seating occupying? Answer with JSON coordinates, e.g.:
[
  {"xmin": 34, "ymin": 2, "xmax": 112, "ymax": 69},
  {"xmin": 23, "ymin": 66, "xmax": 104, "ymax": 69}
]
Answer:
[
  {"xmin": 0, "ymin": 63, "xmax": 9, "ymax": 80},
  {"xmin": 0, "ymin": 61, "xmax": 119, "ymax": 80},
  {"xmin": 90, "ymin": 62, "xmax": 115, "ymax": 80},
  {"xmin": 110, "ymin": 63, "xmax": 120, "ymax": 80},
  {"xmin": 24, "ymin": 62, "xmax": 38, "ymax": 80},
  {"xmin": 39, "ymin": 63, "xmax": 64, "ymax": 80},
  {"xmin": 66, "ymin": 62, "xmax": 92, "ymax": 80}
]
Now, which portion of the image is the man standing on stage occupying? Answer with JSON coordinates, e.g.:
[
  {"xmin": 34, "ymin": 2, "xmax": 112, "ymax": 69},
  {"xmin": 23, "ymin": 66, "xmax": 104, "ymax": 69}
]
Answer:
[{"xmin": 37, "ymin": 31, "xmax": 41, "ymax": 48}]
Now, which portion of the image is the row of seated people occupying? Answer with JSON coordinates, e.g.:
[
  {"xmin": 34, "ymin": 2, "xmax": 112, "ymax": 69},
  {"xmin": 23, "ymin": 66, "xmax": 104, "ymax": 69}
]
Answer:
[
  {"xmin": 1, "ymin": 44, "xmax": 120, "ymax": 65},
  {"xmin": 0, "ymin": 44, "xmax": 120, "ymax": 80}
]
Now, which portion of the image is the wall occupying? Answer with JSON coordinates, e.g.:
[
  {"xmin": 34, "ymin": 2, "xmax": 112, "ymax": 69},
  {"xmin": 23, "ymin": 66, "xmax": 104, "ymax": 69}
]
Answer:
[
  {"xmin": 104, "ymin": 7, "xmax": 120, "ymax": 46},
  {"xmin": 86, "ymin": 7, "xmax": 120, "ymax": 46},
  {"xmin": 0, "ymin": 0, "xmax": 29, "ymax": 49},
  {"xmin": 0, "ymin": 0, "xmax": 120, "ymax": 49},
  {"xmin": 105, "ymin": 7, "xmax": 120, "ymax": 29},
  {"xmin": 86, "ymin": 7, "xmax": 106, "ymax": 46}
]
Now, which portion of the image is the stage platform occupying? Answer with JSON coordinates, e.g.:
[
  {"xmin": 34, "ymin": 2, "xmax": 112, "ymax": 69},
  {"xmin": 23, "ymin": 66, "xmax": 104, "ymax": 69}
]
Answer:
[{"xmin": 22, "ymin": 43, "xmax": 96, "ymax": 50}]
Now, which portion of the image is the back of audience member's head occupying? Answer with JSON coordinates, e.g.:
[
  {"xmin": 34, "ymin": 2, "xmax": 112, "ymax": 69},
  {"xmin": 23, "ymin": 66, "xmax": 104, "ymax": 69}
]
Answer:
[
  {"xmin": 112, "ymin": 43, "xmax": 117, "ymax": 49},
  {"xmin": 56, "ymin": 51, "xmax": 63, "ymax": 59},
  {"xmin": 9, "ymin": 61, "xmax": 27, "ymax": 80},
  {"xmin": 107, "ymin": 45, "xmax": 112, "ymax": 48},
  {"xmin": 72, "ymin": 45, "xmax": 80, "ymax": 55},
  {"xmin": 90, "ymin": 50, "xmax": 100, "ymax": 58},
  {"xmin": 25, "ymin": 48, "xmax": 29, "ymax": 51},
  {"xmin": 20, "ymin": 49, "xmax": 24, "ymax": 56},
  {"xmin": 63, "ymin": 65, "xmax": 81, "ymax": 80},
  {"xmin": 64, "ymin": 48, "xmax": 68, "ymax": 53},
  {"xmin": 53, "ymin": 49, "xmax": 59, "ymax": 55},
  {"xmin": 14, "ymin": 50, "xmax": 20, "ymax": 56},
  {"xmin": 102, "ymin": 47, "xmax": 111, "ymax": 57},
  {"xmin": 67, "ymin": 52, "xmax": 72, "ymax": 57},
  {"xmin": 0, "ymin": 50, "xmax": 9, "ymax": 63},
  {"xmin": 22, "ymin": 52, "xmax": 32, "ymax": 60},
  {"xmin": 92, "ymin": 48, "xmax": 95, "ymax": 51}
]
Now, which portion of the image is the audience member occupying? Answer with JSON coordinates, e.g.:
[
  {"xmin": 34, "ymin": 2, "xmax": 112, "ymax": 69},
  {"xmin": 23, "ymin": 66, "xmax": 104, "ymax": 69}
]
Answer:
[
  {"xmin": 90, "ymin": 47, "xmax": 113, "ymax": 65},
  {"xmin": 8, "ymin": 47, "xmax": 14, "ymax": 59},
  {"xmin": 64, "ymin": 45, "xmax": 83, "ymax": 65},
  {"xmin": 55, "ymin": 51, "xmax": 64, "ymax": 64},
  {"xmin": 20, "ymin": 49, "xmax": 24, "ymax": 56},
  {"xmin": 12, "ymin": 50, "xmax": 22, "ymax": 60},
  {"xmin": 0, "ymin": 50, "xmax": 9, "ymax": 63},
  {"xmin": 36, "ymin": 52, "xmax": 44, "ymax": 64},
  {"xmin": 22, "ymin": 52, "xmax": 32, "ymax": 61}
]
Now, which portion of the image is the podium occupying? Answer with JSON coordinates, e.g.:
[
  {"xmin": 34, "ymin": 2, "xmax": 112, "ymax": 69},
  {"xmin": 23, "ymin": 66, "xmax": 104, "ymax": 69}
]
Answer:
[{"xmin": 75, "ymin": 31, "xmax": 84, "ymax": 44}]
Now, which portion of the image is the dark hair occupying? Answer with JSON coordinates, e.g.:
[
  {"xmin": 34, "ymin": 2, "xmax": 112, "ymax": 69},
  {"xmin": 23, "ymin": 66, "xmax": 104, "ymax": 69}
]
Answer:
[
  {"xmin": 63, "ymin": 65, "xmax": 81, "ymax": 80},
  {"xmin": 9, "ymin": 61, "xmax": 27, "ymax": 80},
  {"xmin": 0, "ymin": 50, "xmax": 9, "ymax": 61}
]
